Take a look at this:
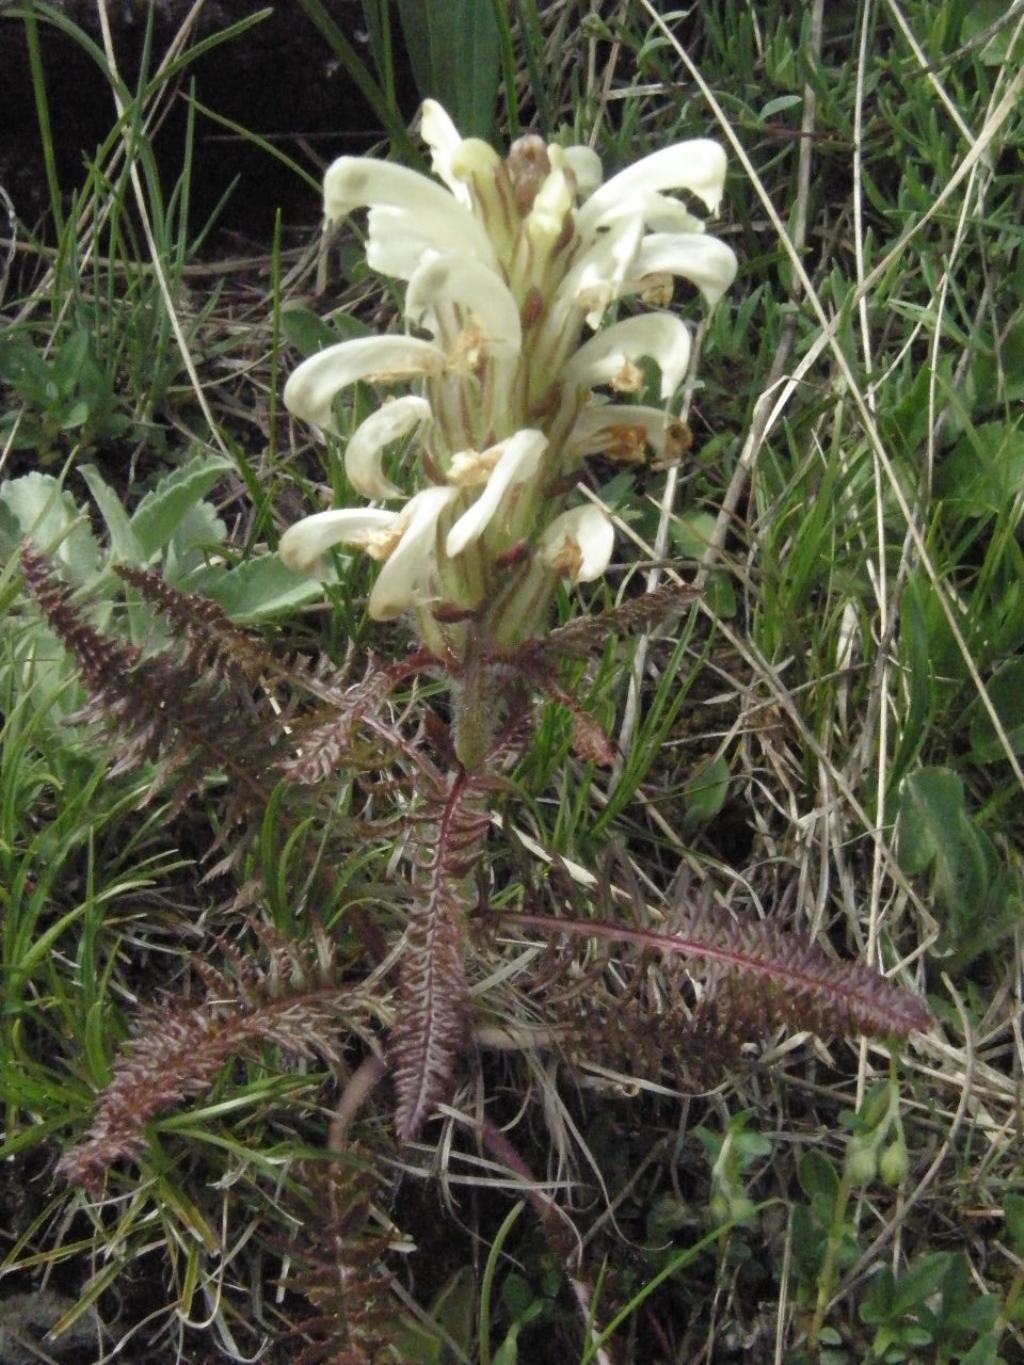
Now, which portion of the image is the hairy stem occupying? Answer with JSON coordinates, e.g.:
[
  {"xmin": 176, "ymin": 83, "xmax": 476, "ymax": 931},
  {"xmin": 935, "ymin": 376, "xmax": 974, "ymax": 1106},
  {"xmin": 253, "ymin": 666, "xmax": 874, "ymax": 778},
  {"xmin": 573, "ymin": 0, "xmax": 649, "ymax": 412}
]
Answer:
[{"xmin": 452, "ymin": 647, "xmax": 497, "ymax": 770}]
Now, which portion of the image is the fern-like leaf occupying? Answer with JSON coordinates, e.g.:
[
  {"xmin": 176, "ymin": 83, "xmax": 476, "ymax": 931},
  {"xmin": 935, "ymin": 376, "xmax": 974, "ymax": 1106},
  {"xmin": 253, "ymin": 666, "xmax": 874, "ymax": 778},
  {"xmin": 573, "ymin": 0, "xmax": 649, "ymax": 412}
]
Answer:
[
  {"xmin": 282, "ymin": 1154, "xmax": 398, "ymax": 1365},
  {"xmin": 539, "ymin": 582, "xmax": 701, "ymax": 660},
  {"xmin": 21, "ymin": 544, "xmax": 284, "ymax": 825},
  {"xmin": 504, "ymin": 901, "xmax": 931, "ymax": 1054},
  {"xmin": 484, "ymin": 586, "xmax": 699, "ymax": 764},
  {"xmin": 113, "ymin": 562, "xmax": 276, "ymax": 685},
  {"xmin": 59, "ymin": 928, "xmax": 364, "ymax": 1193},
  {"xmin": 391, "ymin": 769, "xmax": 490, "ymax": 1141}
]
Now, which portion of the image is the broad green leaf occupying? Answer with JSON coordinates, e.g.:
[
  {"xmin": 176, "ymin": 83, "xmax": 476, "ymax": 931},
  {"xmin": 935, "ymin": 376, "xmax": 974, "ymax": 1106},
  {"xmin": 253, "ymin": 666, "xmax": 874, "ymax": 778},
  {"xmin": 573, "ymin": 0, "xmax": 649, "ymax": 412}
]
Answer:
[
  {"xmin": 860, "ymin": 1267, "xmax": 896, "ymax": 1324},
  {"xmin": 760, "ymin": 94, "xmax": 803, "ymax": 119},
  {"xmin": 670, "ymin": 511, "xmax": 736, "ymax": 616},
  {"xmin": 395, "ymin": 0, "xmax": 500, "ymax": 138},
  {"xmin": 50, "ymin": 328, "xmax": 91, "ymax": 394},
  {"xmin": 684, "ymin": 754, "xmax": 730, "ymax": 827},
  {"xmin": 59, "ymin": 399, "xmax": 91, "ymax": 431},
  {"xmin": 887, "ymin": 1252, "xmax": 952, "ymax": 1319},
  {"xmin": 78, "ymin": 464, "xmax": 144, "ymax": 562},
  {"xmin": 937, "ymin": 422, "xmax": 1024, "ymax": 519},
  {"xmin": 899, "ymin": 775, "xmax": 999, "ymax": 942},
  {"xmin": 670, "ymin": 511, "xmax": 715, "ymax": 560},
  {"xmin": 896, "ymin": 766, "xmax": 967, "ymax": 879},
  {"xmin": 280, "ymin": 305, "xmax": 343, "ymax": 359},
  {"xmin": 1005, "ymin": 1192, "xmax": 1024, "ymax": 1259},
  {"xmin": 962, "ymin": 0, "xmax": 1017, "ymax": 62},
  {"xmin": 790, "ymin": 1202, "xmax": 824, "ymax": 1284},
  {"xmin": 185, "ymin": 553, "xmax": 330, "ymax": 621},
  {"xmin": 958, "ymin": 1335, "xmax": 1001, "ymax": 1365},
  {"xmin": 167, "ymin": 499, "xmax": 227, "ymax": 563},
  {"xmin": 493, "ymin": 1324, "xmax": 521, "ymax": 1365},
  {"xmin": 798, "ymin": 1149, "xmax": 839, "ymax": 1206},
  {"xmin": 501, "ymin": 1272, "xmax": 535, "ymax": 1321},
  {"xmin": 0, "ymin": 333, "xmax": 52, "ymax": 404},
  {"xmin": 280, "ymin": 306, "xmax": 373, "ymax": 361},
  {"xmin": 0, "ymin": 472, "xmax": 100, "ymax": 581},
  {"xmin": 129, "ymin": 452, "xmax": 235, "ymax": 558},
  {"xmin": 970, "ymin": 315, "xmax": 1024, "ymax": 406}
]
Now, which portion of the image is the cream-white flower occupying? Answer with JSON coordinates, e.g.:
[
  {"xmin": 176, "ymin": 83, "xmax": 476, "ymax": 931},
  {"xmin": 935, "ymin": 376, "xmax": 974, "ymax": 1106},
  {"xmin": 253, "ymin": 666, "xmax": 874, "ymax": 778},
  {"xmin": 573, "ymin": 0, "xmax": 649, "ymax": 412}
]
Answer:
[
  {"xmin": 576, "ymin": 139, "xmax": 729, "ymax": 238},
  {"xmin": 639, "ymin": 194, "xmax": 707, "ymax": 233},
  {"xmin": 324, "ymin": 156, "xmax": 497, "ymax": 278},
  {"xmin": 325, "ymin": 156, "xmax": 477, "ymax": 239},
  {"xmin": 279, "ymin": 507, "xmax": 400, "ymax": 576},
  {"xmin": 406, "ymin": 253, "xmax": 522, "ymax": 357},
  {"xmin": 540, "ymin": 504, "xmax": 615, "ymax": 582},
  {"xmin": 364, "ymin": 204, "xmax": 499, "ymax": 281},
  {"xmin": 551, "ymin": 143, "xmax": 603, "ymax": 198},
  {"xmin": 418, "ymin": 98, "xmax": 472, "ymax": 206},
  {"xmin": 284, "ymin": 336, "xmax": 444, "ymax": 434},
  {"xmin": 554, "ymin": 214, "xmax": 645, "ymax": 329},
  {"xmin": 369, "ymin": 485, "xmax": 460, "ymax": 619},
  {"xmin": 525, "ymin": 167, "xmax": 573, "ymax": 249},
  {"xmin": 625, "ymin": 232, "xmax": 738, "ymax": 306},
  {"xmin": 565, "ymin": 313, "xmax": 692, "ymax": 401},
  {"xmin": 345, "ymin": 396, "xmax": 431, "ymax": 500},
  {"xmin": 283, "ymin": 105, "xmax": 736, "ymax": 639},
  {"xmin": 446, "ymin": 430, "xmax": 547, "ymax": 558},
  {"xmin": 568, "ymin": 403, "xmax": 691, "ymax": 465}
]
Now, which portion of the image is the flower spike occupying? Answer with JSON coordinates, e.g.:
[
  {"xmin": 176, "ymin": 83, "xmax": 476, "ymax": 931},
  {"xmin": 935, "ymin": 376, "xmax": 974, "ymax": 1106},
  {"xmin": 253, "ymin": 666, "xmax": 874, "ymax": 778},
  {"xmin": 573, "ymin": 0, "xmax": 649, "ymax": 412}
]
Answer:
[{"xmin": 283, "ymin": 103, "xmax": 735, "ymax": 647}]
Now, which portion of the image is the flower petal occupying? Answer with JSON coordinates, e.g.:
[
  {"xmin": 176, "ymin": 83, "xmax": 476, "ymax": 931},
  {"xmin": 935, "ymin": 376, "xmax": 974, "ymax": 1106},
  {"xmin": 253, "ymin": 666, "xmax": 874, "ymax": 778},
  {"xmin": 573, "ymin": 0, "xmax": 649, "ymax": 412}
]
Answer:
[
  {"xmin": 568, "ymin": 403, "xmax": 691, "ymax": 464},
  {"xmin": 564, "ymin": 313, "xmax": 691, "ymax": 401},
  {"xmin": 325, "ymin": 155, "xmax": 458, "ymax": 223},
  {"xmin": 364, "ymin": 204, "xmax": 497, "ymax": 280},
  {"xmin": 445, "ymin": 430, "xmax": 547, "ymax": 558},
  {"xmin": 626, "ymin": 232, "xmax": 738, "ymax": 306},
  {"xmin": 552, "ymin": 144, "xmax": 603, "ymax": 198},
  {"xmin": 346, "ymin": 396, "xmax": 431, "ymax": 499},
  {"xmin": 284, "ymin": 336, "xmax": 444, "ymax": 433},
  {"xmin": 553, "ymin": 213, "xmax": 644, "ymax": 329},
  {"xmin": 640, "ymin": 193, "xmax": 707, "ymax": 233},
  {"xmin": 324, "ymin": 156, "xmax": 496, "ymax": 271},
  {"xmin": 368, "ymin": 485, "xmax": 460, "ymax": 620},
  {"xmin": 525, "ymin": 167, "xmax": 573, "ymax": 248},
  {"xmin": 279, "ymin": 507, "xmax": 399, "ymax": 576},
  {"xmin": 406, "ymin": 253, "xmax": 521, "ymax": 357},
  {"xmin": 540, "ymin": 504, "xmax": 615, "ymax": 582},
  {"xmin": 418, "ymin": 99, "xmax": 471, "ymax": 205},
  {"xmin": 576, "ymin": 140, "xmax": 728, "ymax": 237}
]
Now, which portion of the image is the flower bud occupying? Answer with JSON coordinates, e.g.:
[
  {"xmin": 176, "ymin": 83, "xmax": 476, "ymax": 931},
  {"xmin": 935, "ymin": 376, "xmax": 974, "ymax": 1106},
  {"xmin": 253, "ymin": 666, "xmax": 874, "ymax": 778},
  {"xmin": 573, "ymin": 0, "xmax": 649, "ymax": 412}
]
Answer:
[
  {"xmin": 709, "ymin": 1193, "xmax": 731, "ymax": 1225},
  {"xmin": 845, "ymin": 1141, "xmax": 878, "ymax": 1187},
  {"xmin": 879, "ymin": 1138, "xmax": 908, "ymax": 1186}
]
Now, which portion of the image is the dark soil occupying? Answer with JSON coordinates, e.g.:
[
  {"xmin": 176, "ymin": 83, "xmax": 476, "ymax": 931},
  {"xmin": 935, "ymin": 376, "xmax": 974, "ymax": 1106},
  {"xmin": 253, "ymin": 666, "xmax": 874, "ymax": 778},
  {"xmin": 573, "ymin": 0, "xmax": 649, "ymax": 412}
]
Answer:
[{"xmin": 0, "ymin": 1, "xmax": 418, "ymax": 246}]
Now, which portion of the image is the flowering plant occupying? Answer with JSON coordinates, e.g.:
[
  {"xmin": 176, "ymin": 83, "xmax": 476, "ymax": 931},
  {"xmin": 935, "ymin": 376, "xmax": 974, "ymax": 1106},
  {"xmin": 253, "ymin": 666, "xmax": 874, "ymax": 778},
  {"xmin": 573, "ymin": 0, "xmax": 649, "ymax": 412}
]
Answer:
[
  {"xmin": 280, "ymin": 101, "xmax": 737, "ymax": 765},
  {"xmin": 28, "ymin": 103, "xmax": 932, "ymax": 1363}
]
